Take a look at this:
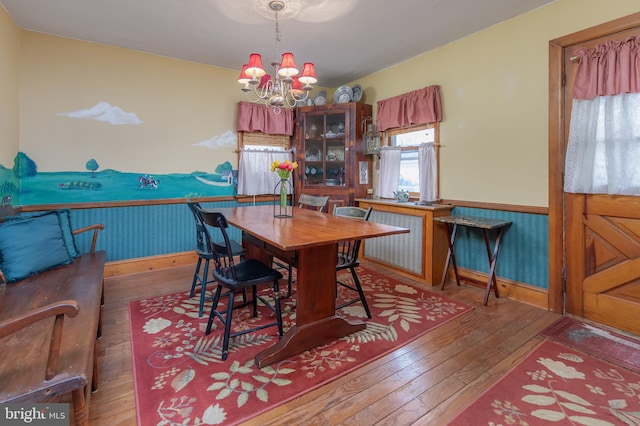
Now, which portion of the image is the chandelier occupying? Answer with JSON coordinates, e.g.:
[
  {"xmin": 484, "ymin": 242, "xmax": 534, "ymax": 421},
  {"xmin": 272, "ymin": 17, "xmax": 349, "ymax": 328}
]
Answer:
[{"xmin": 237, "ymin": 0, "xmax": 317, "ymax": 112}]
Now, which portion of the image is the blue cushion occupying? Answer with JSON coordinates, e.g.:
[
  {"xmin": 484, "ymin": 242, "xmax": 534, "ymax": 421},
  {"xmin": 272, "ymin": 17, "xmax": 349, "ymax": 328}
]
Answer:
[
  {"xmin": 0, "ymin": 212, "xmax": 73, "ymax": 283},
  {"xmin": 3, "ymin": 209, "xmax": 79, "ymax": 258}
]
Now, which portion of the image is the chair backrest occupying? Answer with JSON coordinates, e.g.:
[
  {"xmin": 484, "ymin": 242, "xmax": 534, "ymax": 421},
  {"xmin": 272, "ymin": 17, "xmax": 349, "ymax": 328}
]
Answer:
[
  {"xmin": 298, "ymin": 194, "xmax": 329, "ymax": 212},
  {"xmin": 333, "ymin": 206, "xmax": 373, "ymax": 265},
  {"xmin": 196, "ymin": 207, "xmax": 238, "ymax": 282},
  {"xmin": 333, "ymin": 206, "xmax": 373, "ymax": 221},
  {"xmin": 186, "ymin": 201, "xmax": 212, "ymax": 257}
]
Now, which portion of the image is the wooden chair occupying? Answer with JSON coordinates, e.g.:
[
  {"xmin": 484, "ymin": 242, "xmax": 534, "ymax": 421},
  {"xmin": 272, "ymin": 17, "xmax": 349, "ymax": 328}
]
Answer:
[
  {"xmin": 334, "ymin": 205, "xmax": 374, "ymax": 318},
  {"xmin": 198, "ymin": 207, "xmax": 284, "ymax": 361},
  {"xmin": 0, "ymin": 206, "xmax": 105, "ymax": 426},
  {"xmin": 298, "ymin": 194, "xmax": 329, "ymax": 212},
  {"xmin": 186, "ymin": 201, "xmax": 247, "ymax": 317}
]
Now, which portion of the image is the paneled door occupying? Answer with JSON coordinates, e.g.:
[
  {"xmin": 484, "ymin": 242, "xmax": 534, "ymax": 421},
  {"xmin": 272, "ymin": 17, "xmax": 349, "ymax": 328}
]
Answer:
[{"xmin": 562, "ymin": 25, "xmax": 640, "ymax": 336}]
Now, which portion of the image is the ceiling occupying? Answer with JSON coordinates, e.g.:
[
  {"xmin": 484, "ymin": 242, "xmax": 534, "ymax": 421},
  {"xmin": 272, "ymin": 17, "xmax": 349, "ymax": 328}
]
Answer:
[{"xmin": 1, "ymin": 0, "xmax": 554, "ymax": 88}]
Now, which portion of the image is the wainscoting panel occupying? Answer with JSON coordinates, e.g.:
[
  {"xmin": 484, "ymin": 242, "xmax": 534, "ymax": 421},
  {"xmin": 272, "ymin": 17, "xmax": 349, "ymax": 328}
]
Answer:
[
  {"xmin": 450, "ymin": 207, "xmax": 549, "ymax": 289},
  {"xmin": 364, "ymin": 210, "xmax": 423, "ymax": 274},
  {"xmin": 68, "ymin": 200, "xmax": 242, "ymax": 262}
]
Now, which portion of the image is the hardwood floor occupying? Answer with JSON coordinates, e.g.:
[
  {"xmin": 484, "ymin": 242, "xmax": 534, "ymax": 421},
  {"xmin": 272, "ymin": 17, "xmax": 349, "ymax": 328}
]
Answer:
[{"xmin": 89, "ymin": 262, "xmax": 562, "ymax": 425}]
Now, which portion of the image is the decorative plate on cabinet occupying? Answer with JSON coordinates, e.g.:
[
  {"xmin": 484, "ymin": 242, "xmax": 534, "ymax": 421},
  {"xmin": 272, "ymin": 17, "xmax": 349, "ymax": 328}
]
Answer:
[
  {"xmin": 315, "ymin": 90, "xmax": 327, "ymax": 105},
  {"xmin": 333, "ymin": 86, "xmax": 353, "ymax": 104},
  {"xmin": 352, "ymin": 84, "xmax": 362, "ymax": 102}
]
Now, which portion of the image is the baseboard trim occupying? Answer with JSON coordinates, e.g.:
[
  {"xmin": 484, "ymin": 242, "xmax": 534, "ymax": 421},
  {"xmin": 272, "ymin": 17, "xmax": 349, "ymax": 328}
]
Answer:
[
  {"xmin": 444, "ymin": 266, "xmax": 549, "ymax": 309},
  {"xmin": 104, "ymin": 253, "xmax": 550, "ymax": 310},
  {"xmin": 104, "ymin": 251, "xmax": 198, "ymax": 277}
]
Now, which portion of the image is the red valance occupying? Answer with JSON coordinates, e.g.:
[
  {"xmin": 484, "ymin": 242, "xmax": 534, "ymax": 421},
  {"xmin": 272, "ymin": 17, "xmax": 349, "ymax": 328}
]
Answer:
[
  {"xmin": 573, "ymin": 36, "xmax": 640, "ymax": 100},
  {"xmin": 236, "ymin": 101, "xmax": 294, "ymax": 136},
  {"xmin": 376, "ymin": 85, "xmax": 442, "ymax": 132}
]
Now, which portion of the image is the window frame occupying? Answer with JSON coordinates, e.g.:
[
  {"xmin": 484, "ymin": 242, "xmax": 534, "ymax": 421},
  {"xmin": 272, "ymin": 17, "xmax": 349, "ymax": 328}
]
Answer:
[
  {"xmin": 238, "ymin": 132, "xmax": 291, "ymax": 151},
  {"xmin": 382, "ymin": 123, "xmax": 440, "ymax": 200},
  {"xmin": 236, "ymin": 132, "xmax": 292, "ymax": 202}
]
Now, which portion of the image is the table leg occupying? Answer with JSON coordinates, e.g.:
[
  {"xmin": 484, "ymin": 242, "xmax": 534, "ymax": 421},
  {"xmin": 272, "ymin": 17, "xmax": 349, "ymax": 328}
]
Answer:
[
  {"xmin": 440, "ymin": 223, "xmax": 460, "ymax": 289},
  {"xmin": 482, "ymin": 228, "xmax": 505, "ymax": 306},
  {"xmin": 255, "ymin": 243, "xmax": 366, "ymax": 368}
]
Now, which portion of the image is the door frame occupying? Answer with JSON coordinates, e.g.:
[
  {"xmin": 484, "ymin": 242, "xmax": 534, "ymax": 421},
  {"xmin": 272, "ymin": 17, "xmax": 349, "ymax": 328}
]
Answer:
[{"xmin": 548, "ymin": 12, "xmax": 640, "ymax": 314}]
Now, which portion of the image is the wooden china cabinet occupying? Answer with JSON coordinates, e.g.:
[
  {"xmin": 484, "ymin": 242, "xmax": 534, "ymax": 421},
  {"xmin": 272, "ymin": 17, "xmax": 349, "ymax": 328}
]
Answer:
[{"xmin": 293, "ymin": 102, "xmax": 373, "ymax": 212}]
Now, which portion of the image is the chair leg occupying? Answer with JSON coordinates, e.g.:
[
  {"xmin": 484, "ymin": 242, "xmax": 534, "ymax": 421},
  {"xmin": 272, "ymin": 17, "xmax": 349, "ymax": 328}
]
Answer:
[
  {"xmin": 287, "ymin": 265, "xmax": 293, "ymax": 297},
  {"xmin": 198, "ymin": 259, "xmax": 210, "ymax": 318},
  {"xmin": 350, "ymin": 266, "xmax": 371, "ymax": 319},
  {"xmin": 190, "ymin": 257, "xmax": 203, "ymax": 297},
  {"xmin": 240, "ymin": 255, "xmax": 248, "ymax": 304},
  {"xmin": 205, "ymin": 286, "xmax": 224, "ymax": 335},
  {"xmin": 220, "ymin": 290, "xmax": 236, "ymax": 361},
  {"xmin": 252, "ymin": 286, "xmax": 258, "ymax": 317}
]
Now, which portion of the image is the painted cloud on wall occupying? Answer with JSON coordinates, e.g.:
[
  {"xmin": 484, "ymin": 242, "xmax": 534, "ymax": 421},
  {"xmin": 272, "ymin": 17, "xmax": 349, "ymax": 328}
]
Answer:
[
  {"xmin": 193, "ymin": 130, "xmax": 237, "ymax": 149},
  {"xmin": 57, "ymin": 101, "xmax": 143, "ymax": 125}
]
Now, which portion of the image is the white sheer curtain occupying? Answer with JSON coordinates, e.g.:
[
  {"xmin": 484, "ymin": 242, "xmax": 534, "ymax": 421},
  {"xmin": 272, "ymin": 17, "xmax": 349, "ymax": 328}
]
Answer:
[
  {"xmin": 564, "ymin": 93, "xmax": 640, "ymax": 195},
  {"xmin": 377, "ymin": 146, "xmax": 402, "ymax": 198},
  {"xmin": 237, "ymin": 149, "xmax": 293, "ymax": 195},
  {"xmin": 418, "ymin": 142, "xmax": 437, "ymax": 202},
  {"xmin": 564, "ymin": 36, "xmax": 640, "ymax": 195}
]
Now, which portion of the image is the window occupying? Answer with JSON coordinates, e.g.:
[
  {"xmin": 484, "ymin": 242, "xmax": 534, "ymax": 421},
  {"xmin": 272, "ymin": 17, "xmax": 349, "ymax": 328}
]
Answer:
[
  {"xmin": 237, "ymin": 132, "xmax": 293, "ymax": 197},
  {"xmin": 238, "ymin": 132, "xmax": 290, "ymax": 151},
  {"xmin": 384, "ymin": 124, "xmax": 438, "ymax": 195}
]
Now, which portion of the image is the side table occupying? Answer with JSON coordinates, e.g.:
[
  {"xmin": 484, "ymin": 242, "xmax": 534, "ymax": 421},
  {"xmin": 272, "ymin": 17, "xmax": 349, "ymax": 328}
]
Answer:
[{"xmin": 435, "ymin": 215, "xmax": 512, "ymax": 306}]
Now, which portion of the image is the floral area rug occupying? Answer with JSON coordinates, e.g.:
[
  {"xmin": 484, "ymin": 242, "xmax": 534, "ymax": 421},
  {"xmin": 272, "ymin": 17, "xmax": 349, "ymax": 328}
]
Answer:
[
  {"xmin": 128, "ymin": 266, "xmax": 473, "ymax": 425},
  {"xmin": 449, "ymin": 339, "xmax": 640, "ymax": 425}
]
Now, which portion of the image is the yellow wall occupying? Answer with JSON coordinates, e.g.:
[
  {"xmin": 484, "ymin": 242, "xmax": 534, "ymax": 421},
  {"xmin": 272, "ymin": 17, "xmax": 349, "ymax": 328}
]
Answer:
[
  {"xmin": 19, "ymin": 31, "xmax": 245, "ymax": 174},
  {"xmin": 354, "ymin": 0, "xmax": 639, "ymax": 207},
  {"xmin": 8, "ymin": 0, "xmax": 640, "ymax": 205},
  {"xmin": 0, "ymin": 5, "xmax": 19, "ymax": 168}
]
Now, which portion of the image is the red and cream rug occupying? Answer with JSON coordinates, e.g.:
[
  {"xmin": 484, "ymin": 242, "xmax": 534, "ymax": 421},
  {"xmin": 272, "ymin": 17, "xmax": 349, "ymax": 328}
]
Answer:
[
  {"xmin": 450, "ymin": 321, "xmax": 640, "ymax": 425},
  {"xmin": 129, "ymin": 266, "xmax": 473, "ymax": 425}
]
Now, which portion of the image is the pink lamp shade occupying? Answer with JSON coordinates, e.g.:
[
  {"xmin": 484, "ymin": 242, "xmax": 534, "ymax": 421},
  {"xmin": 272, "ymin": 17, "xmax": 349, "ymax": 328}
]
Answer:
[
  {"xmin": 298, "ymin": 62, "xmax": 317, "ymax": 85},
  {"xmin": 291, "ymin": 77, "xmax": 303, "ymax": 91},
  {"xmin": 277, "ymin": 52, "xmax": 299, "ymax": 78},
  {"xmin": 245, "ymin": 53, "xmax": 266, "ymax": 78},
  {"xmin": 257, "ymin": 74, "xmax": 272, "ymax": 89},
  {"xmin": 290, "ymin": 76, "xmax": 304, "ymax": 99},
  {"xmin": 237, "ymin": 64, "xmax": 251, "ymax": 85}
]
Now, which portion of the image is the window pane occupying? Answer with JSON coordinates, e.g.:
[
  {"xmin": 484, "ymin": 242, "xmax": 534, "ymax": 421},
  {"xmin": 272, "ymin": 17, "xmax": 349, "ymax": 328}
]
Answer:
[
  {"xmin": 385, "ymin": 123, "xmax": 439, "ymax": 198},
  {"xmin": 393, "ymin": 128, "xmax": 435, "ymax": 147},
  {"xmin": 398, "ymin": 150, "xmax": 419, "ymax": 192}
]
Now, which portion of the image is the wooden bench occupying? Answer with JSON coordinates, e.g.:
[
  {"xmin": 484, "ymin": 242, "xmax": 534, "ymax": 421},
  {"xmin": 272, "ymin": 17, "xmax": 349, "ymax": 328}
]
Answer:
[{"xmin": 0, "ymin": 220, "xmax": 105, "ymax": 426}]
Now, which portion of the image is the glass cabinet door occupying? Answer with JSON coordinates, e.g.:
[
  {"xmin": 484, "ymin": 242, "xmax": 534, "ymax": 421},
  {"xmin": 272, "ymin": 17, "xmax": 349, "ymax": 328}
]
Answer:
[{"xmin": 303, "ymin": 111, "xmax": 347, "ymax": 187}]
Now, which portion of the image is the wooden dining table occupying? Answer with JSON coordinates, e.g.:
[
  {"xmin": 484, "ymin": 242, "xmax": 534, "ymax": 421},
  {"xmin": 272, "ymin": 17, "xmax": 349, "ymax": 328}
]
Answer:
[{"xmin": 216, "ymin": 205, "xmax": 409, "ymax": 367}]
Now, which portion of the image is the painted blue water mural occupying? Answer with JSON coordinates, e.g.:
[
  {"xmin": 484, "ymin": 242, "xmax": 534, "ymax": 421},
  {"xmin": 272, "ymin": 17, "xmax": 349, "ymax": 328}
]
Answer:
[{"xmin": 13, "ymin": 169, "xmax": 235, "ymax": 205}]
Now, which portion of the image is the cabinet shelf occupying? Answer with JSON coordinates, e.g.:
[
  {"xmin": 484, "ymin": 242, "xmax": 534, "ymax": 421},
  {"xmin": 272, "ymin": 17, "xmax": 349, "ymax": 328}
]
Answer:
[{"xmin": 294, "ymin": 103, "xmax": 372, "ymax": 211}]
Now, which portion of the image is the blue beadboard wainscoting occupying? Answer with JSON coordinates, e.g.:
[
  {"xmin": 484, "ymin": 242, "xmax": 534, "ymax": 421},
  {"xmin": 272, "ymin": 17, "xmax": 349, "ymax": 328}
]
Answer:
[
  {"xmin": 68, "ymin": 200, "xmax": 245, "ymax": 262},
  {"xmin": 60, "ymin": 201, "xmax": 548, "ymax": 294},
  {"xmin": 448, "ymin": 207, "xmax": 549, "ymax": 290}
]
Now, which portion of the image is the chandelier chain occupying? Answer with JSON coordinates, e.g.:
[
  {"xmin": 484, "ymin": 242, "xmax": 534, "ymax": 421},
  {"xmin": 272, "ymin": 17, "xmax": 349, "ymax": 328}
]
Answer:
[
  {"xmin": 274, "ymin": 9, "xmax": 281, "ymax": 45},
  {"xmin": 238, "ymin": 0, "xmax": 317, "ymax": 112}
]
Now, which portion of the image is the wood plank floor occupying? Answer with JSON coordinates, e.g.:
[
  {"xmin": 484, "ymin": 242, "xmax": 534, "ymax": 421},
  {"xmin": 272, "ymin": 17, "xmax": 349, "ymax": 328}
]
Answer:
[{"xmin": 89, "ymin": 262, "xmax": 562, "ymax": 425}]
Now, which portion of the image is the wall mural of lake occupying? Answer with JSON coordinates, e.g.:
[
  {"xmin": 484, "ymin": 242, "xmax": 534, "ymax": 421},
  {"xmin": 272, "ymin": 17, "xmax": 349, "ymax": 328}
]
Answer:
[
  {"xmin": 0, "ymin": 152, "xmax": 236, "ymax": 206},
  {"xmin": 1, "ymin": 99, "xmax": 241, "ymax": 206}
]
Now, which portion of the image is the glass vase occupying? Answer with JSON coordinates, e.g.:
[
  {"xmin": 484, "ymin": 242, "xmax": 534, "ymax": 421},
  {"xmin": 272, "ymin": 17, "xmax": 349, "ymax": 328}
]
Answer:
[{"xmin": 274, "ymin": 178, "xmax": 293, "ymax": 218}]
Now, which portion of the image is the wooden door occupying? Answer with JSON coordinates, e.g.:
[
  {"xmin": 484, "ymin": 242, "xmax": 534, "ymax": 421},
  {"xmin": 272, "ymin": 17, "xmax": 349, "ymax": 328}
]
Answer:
[{"xmin": 563, "ymin": 26, "xmax": 640, "ymax": 336}]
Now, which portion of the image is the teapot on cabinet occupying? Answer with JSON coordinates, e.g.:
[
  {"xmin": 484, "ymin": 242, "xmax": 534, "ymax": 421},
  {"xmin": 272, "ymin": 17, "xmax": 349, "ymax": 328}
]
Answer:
[{"xmin": 393, "ymin": 189, "xmax": 410, "ymax": 202}]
